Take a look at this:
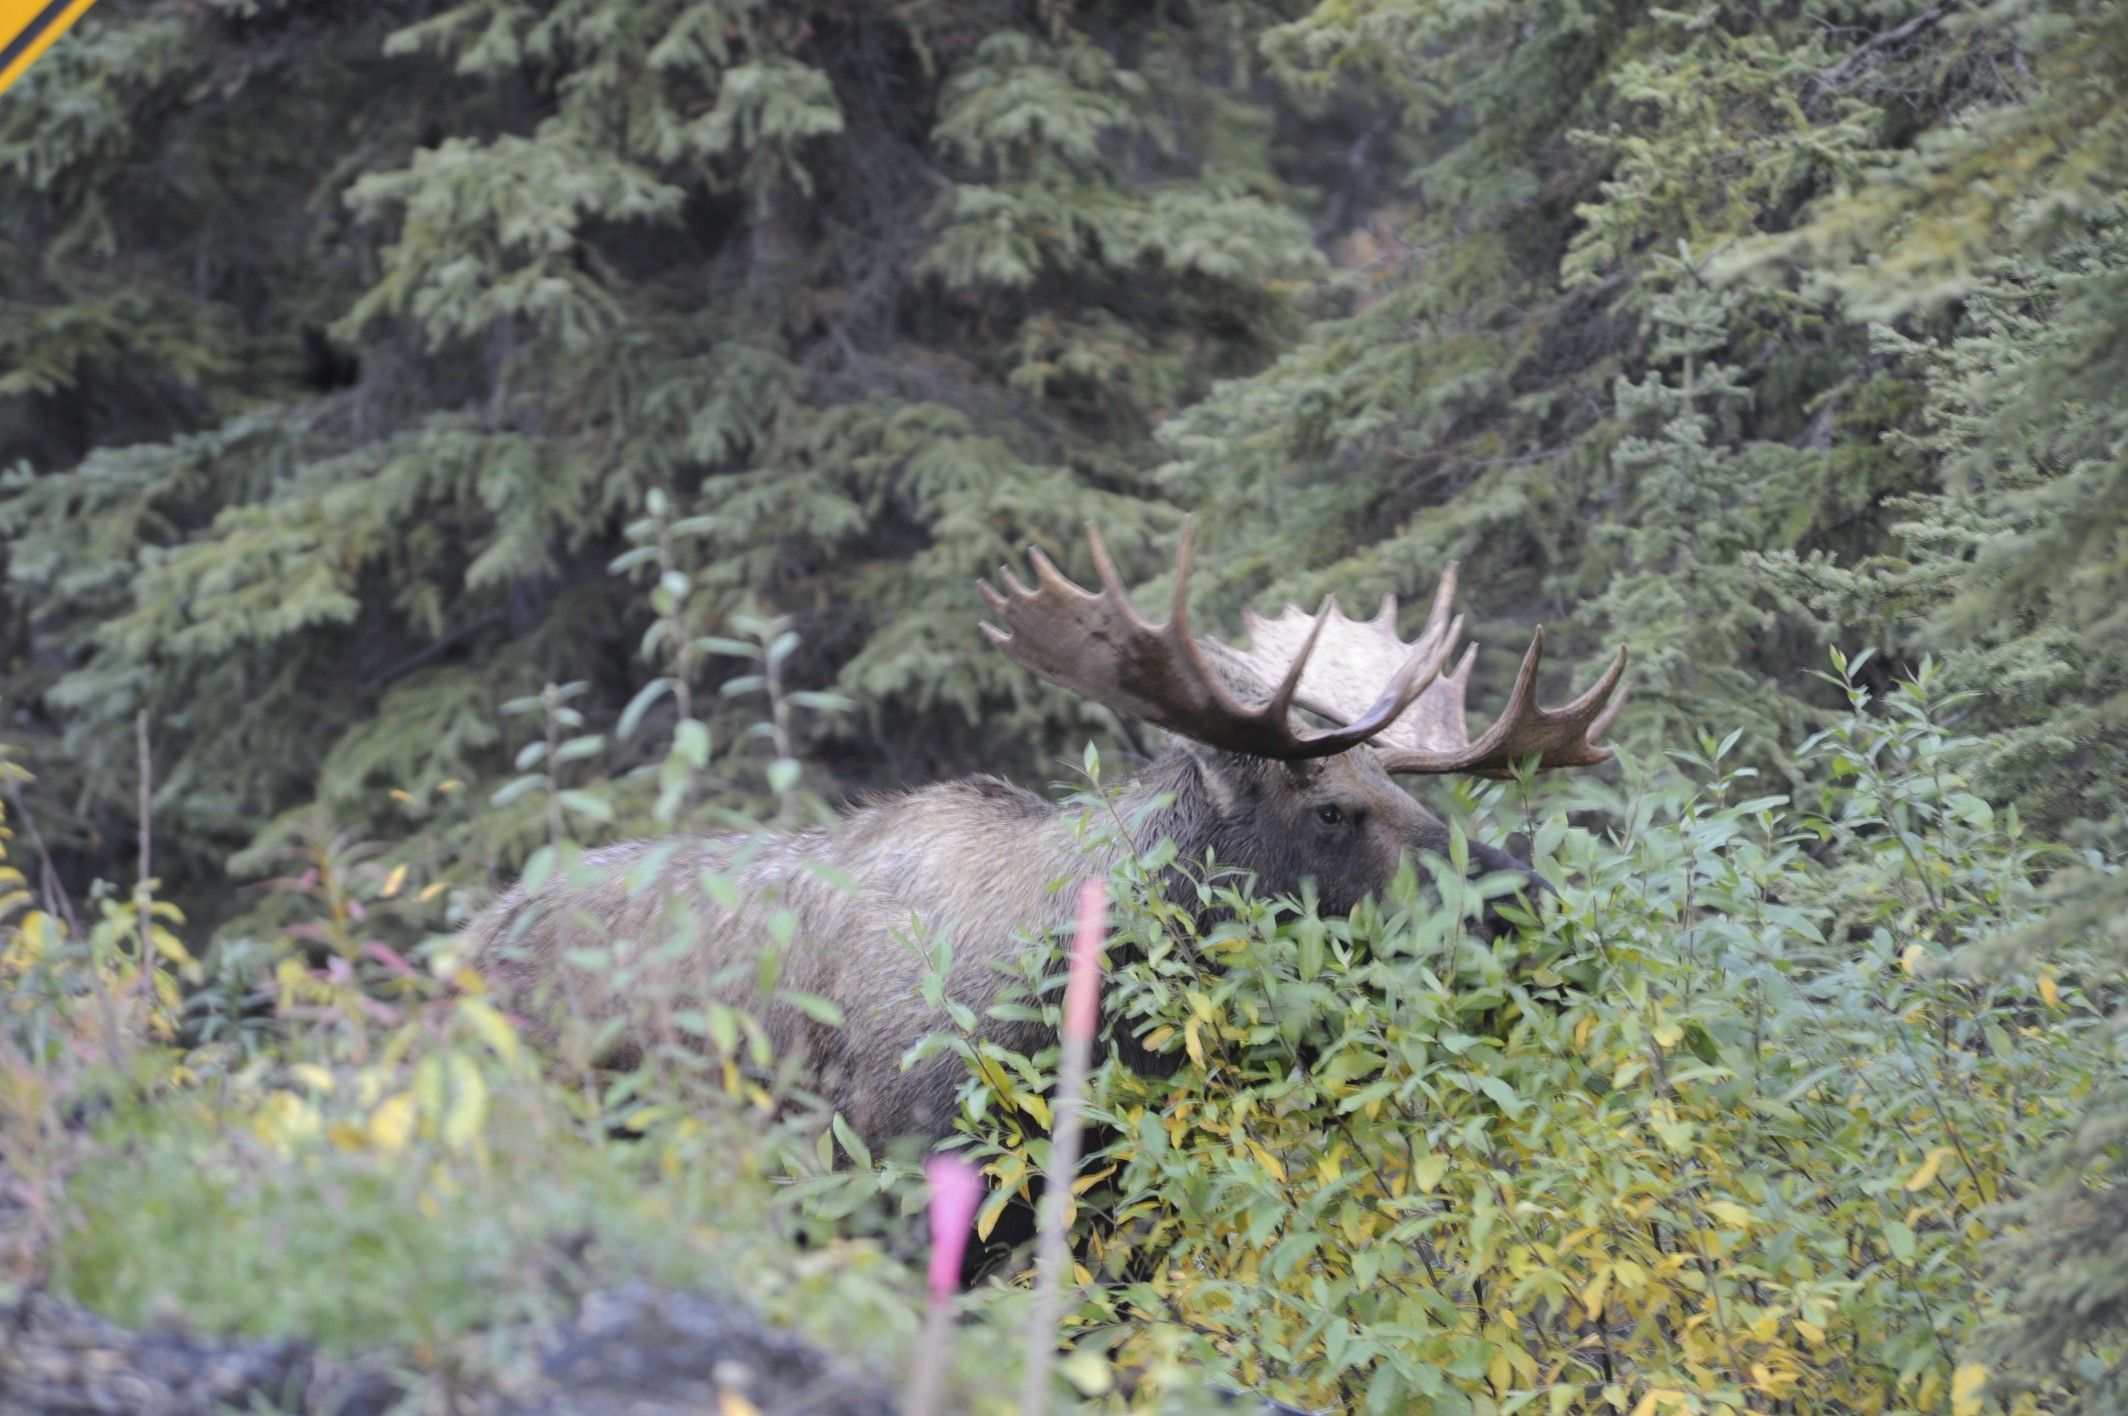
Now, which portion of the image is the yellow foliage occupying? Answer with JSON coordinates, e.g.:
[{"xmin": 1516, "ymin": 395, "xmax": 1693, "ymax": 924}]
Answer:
[
  {"xmin": 368, "ymin": 1092, "xmax": 416, "ymax": 1152},
  {"xmin": 1905, "ymin": 1146, "xmax": 1957, "ymax": 1193},
  {"xmin": 1952, "ymin": 1362, "xmax": 1989, "ymax": 1416}
]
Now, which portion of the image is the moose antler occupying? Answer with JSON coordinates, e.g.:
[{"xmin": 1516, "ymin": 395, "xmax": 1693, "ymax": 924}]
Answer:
[
  {"xmin": 1234, "ymin": 571, "xmax": 1629, "ymax": 778},
  {"xmin": 979, "ymin": 518, "xmax": 1450, "ymax": 760}
]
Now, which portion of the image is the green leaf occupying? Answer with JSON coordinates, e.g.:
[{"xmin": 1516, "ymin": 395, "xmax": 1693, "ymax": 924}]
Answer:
[
  {"xmin": 781, "ymin": 990, "xmax": 846, "ymax": 1028},
  {"xmin": 1472, "ymin": 1075, "xmax": 1525, "ymax": 1117},
  {"xmin": 557, "ymin": 790, "xmax": 614, "ymax": 823},
  {"xmin": 616, "ymin": 680, "xmax": 672, "ymax": 741},
  {"xmin": 490, "ymin": 774, "xmax": 546, "ymax": 807}
]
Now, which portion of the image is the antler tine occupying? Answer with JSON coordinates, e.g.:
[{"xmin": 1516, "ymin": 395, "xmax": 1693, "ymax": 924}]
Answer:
[
  {"xmin": 1170, "ymin": 514, "xmax": 1197, "ymax": 628},
  {"xmin": 1589, "ymin": 666, "xmax": 1630, "ymax": 742},
  {"xmin": 1263, "ymin": 598, "xmax": 1335, "ymax": 728},
  {"xmin": 1421, "ymin": 563, "xmax": 1458, "ymax": 642},
  {"xmin": 1375, "ymin": 630, "xmax": 1631, "ymax": 778},
  {"xmin": 1371, "ymin": 632, "xmax": 1451, "ymax": 724},
  {"xmin": 979, "ymin": 517, "xmax": 1438, "ymax": 760},
  {"xmin": 1026, "ymin": 543, "xmax": 1085, "ymax": 602},
  {"xmin": 1084, "ymin": 520, "xmax": 1149, "ymax": 629}
]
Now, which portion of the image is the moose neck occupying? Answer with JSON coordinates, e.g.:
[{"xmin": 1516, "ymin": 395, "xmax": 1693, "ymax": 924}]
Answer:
[{"xmin": 1087, "ymin": 746, "xmax": 1232, "ymax": 887}]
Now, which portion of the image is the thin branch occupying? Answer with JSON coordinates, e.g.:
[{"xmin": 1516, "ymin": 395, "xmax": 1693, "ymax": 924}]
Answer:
[
  {"xmin": 1817, "ymin": 5, "xmax": 1956, "ymax": 87},
  {"xmin": 1, "ymin": 771, "xmax": 78, "ymax": 937},
  {"xmin": 134, "ymin": 712, "xmax": 155, "ymax": 1014},
  {"xmin": 358, "ymin": 610, "xmax": 505, "ymax": 692}
]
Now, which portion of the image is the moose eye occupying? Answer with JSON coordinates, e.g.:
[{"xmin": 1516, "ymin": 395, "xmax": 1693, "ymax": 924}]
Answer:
[{"xmin": 1315, "ymin": 805, "xmax": 1344, "ymax": 827}]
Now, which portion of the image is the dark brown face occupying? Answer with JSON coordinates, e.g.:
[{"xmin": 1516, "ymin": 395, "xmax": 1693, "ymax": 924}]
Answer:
[{"xmin": 1192, "ymin": 748, "xmax": 1543, "ymax": 929}]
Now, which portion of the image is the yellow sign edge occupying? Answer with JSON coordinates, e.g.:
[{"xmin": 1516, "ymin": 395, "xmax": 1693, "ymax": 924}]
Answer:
[{"xmin": 0, "ymin": 0, "xmax": 104, "ymax": 100}]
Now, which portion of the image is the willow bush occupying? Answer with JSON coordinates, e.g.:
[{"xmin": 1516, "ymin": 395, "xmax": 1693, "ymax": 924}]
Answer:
[{"xmin": 919, "ymin": 657, "xmax": 2117, "ymax": 1412}]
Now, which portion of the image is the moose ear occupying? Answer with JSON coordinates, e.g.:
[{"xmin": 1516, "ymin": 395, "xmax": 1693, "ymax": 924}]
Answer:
[{"xmin": 1180, "ymin": 741, "xmax": 1249, "ymax": 814}]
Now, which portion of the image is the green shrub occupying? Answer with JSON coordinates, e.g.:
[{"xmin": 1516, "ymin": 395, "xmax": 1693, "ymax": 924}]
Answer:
[{"xmin": 920, "ymin": 656, "xmax": 2113, "ymax": 1413}]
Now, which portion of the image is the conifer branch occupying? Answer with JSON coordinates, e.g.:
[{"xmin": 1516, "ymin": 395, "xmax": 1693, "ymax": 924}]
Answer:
[{"xmin": 1817, "ymin": 4, "xmax": 1956, "ymax": 87}]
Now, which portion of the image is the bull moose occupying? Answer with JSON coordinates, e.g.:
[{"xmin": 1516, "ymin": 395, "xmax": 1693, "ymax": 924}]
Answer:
[{"xmin": 466, "ymin": 520, "xmax": 1626, "ymax": 1150}]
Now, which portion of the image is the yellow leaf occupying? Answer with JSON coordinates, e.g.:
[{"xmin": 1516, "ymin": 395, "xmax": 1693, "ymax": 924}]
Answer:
[
  {"xmin": 1652, "ymin": 1021, "xmax": 1683, "ymax": 1048},
  {"xmin": 974, "ymin": 1158, "xmax": 1024, "ymax": 1242},
  {"xmin": 275, "ymin": 955, "xmax": 317, "ymax": 1003},
  {"xmin": 442, "ymin": 1055, "xmax": 487, "ymax": 1150},
  {"xmin": 717, "ymin": 1393, "xmax": 762, "ymax": 1416},
  {"xmin": 252, "ymin": 1092, "xmax": 321, "ymax": 1151},
  {"xmin": 413, "ymin": 1055, "xmax": 446, "ymax": 1130},
  {"xmin": 369, "ymin": 1093, "xmax": 416, "ymax": 1154},
  {"xmin": 290, "ymin": 1064, "xmax": 336, "ymax": 1094},
  {"xmin": 972, "ymin": 1050, "xmax": 1018, "ymax": 1108},
  {"xmin": 1581, "ymin": 1267, "xmax": 1611, "ymax": 1321},
  {"xmin": 1905, "ymin": 1146, "xmax": 1956, "ymax": 1192},
  {"xmin": 1706, "ymin": 1200, "xmax": 1753, "ymax": 1230},
  {"xmin": 9, "ymin": 909, "xmax": 53, "ymax": 963},
  {"xmin": 1071, "ymin": 1164, "xmax": 1116, "ymax": 1195},
  {"xmin": 418, "ymin": 880, "xmax": 448, "ymax": 903},
  {"xmin": 1248, "ymin": 1141, "xmax": 1286, "ymax": 1183},
  {"xmin": 1019, "ymin": 1089, "xmax": 1052, "ymax": 1130},
  {"xmin": 1184, "ymin": 1018, "xmax": 1205, "ymax": 1069},
  {"xmin": 381, "ymin": 863, "xmax": 408, "ymax": 898},
  {"xmin": 1058, "ymin": 1347, "xmax": 1111, "ymax": 1396},
  {"xmin": 457, "ymin": 998, "xmax": 519, "ymax": 1066},
  {"xmin": 1901, "ymin": 943, "xmax": 1927, "ymax": 976},
  {"xmin": 149, "ymin": 926, "xmax": 195, "ymax": 966},
  {"xmin": 2039, "ymin": 973, "xmax": 2060, "ymax": 1007},
  {"xmin": 1952, "ymin": 1362, "xmax": 1988, "ymax": 1416},
  {"xmin": 1413, "ymin": 1154, "xmax": 1449, "ymax": 1194}
]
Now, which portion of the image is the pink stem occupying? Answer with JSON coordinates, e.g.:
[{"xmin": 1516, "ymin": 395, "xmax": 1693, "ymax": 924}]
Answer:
[
  {"xmin": 1018, "ymin": 878, "xmax": 1107, "ymax": 1415},
  {"xmin": 908, "ymin": 1154, "xmax": 983, "ymax": 1414}
]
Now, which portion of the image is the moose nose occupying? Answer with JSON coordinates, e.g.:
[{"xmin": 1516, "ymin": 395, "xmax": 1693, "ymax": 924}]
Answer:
[{"xmin": 1470, "ymin": 837, "xmax": 1551, "ymax": 938}]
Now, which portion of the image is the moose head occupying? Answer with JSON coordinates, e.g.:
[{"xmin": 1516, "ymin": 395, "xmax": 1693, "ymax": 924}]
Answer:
[{"xmin": 978, "ymin": 517, "xmax": 1628, "ymax": 923}]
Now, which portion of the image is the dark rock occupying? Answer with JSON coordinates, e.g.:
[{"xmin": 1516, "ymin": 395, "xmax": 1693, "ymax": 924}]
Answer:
[
  {"xmin": 0, "ymin": 1291, "xmax": 327, "ymax": 1414},
  {"xmin": 500, "ymin": 1282, "xmax": 897, "ymax": 1415},
  {"xmin": 1, "ymin": 1284, "xmax": 897, "ymax": 1416}
]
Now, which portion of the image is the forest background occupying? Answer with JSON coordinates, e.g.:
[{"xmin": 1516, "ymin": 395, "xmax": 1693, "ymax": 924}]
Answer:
[{"xmin": 3, "ymin": 0, "xmax": 2126, "ymax": 1412}]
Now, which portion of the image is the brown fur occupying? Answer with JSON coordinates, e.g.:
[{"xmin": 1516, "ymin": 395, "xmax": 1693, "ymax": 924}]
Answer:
[{"xmin": 462, "ymin": 746, "xmax": 1534, "ymax": 1151}]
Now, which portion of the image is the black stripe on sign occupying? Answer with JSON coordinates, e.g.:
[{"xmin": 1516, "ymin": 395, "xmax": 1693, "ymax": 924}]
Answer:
[{"xmin": 1, "ymin": 0, "xmax": 85, "ymax": 77}]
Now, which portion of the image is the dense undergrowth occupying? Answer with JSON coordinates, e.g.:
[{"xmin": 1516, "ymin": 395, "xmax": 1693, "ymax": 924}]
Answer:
[
  {"xmin": 4, "ymin": 1, "xmax": 2126, "ymax": 1411},
  {"xmin": 4, "ymin": 609, "xmax": 2120, "ymax": 1411}
]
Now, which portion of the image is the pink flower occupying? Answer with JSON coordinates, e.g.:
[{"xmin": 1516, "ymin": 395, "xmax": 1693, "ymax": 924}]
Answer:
[
  {"xmin": 924, "ymin": 1154, "xmax": 983, "ymax": 1305},
  {"xmin": 1062, "ymin": 878, "xmax": 1107, "ymax": 1043}
]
